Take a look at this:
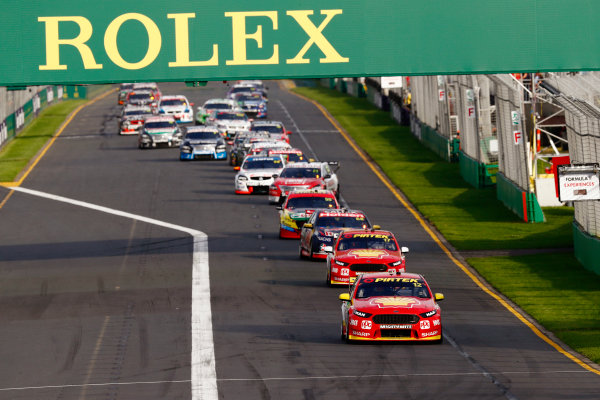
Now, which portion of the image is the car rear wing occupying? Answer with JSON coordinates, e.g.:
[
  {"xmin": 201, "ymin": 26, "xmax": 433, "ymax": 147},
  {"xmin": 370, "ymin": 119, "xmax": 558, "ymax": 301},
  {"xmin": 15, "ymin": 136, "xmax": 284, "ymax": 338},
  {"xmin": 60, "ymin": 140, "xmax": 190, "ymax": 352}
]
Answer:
[{"xmin": 327, "ymin": 161, "xmax": 340, "ymax": 172}]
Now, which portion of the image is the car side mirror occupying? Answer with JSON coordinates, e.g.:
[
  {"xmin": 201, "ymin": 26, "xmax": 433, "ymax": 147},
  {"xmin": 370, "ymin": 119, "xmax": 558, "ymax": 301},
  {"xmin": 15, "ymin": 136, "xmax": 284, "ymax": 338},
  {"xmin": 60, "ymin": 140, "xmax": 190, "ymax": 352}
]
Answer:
[
  {"xmin": 322, "ymin": 245, "xmax": 333, "ymax": 253},
  {"xmin": 190, "ymin": 102, "xmax": 194, "ymax": 107},
  {"xmin": 401, "ymin": 246, "xmax": 409, "ymax": 253},
  {"xmin": 372, "ymin": 225, "xmax": 381, "ymax": 230},
  {"xmin": 324, "ymin": 174, "xmax": 331, "ymax": 179},
  {"xmin": 287, "ymin": 131, "xmax": 292, "ymax": 135},
  {"xmin": 234, "ymin": 166, "xmax": 240, "ymax": 171},
  {"xmin": 435, "ymin": 293, "xmax": 444, "ymax": 302},
  {"xmin": 272, "ymin": 174, "xmax": 279, "ymax": 178},
  {"xmin": 339, "ymin": 293, "xmax": 350, "ymax": 302},
  {"xmin": 276, "ymin": 206, "xmax": 282, "ymax": 211},
  {"xmin": 303, "ymin": 223, "xmax": 313, "ymax": 229}
]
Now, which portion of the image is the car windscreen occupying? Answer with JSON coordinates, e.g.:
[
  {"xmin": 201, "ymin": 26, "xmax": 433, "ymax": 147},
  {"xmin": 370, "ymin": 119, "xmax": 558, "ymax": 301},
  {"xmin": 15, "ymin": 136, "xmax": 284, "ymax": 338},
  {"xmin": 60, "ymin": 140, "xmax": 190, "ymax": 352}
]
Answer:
[
  {"xmin": 280, "ymin": 167, "xmax": 320, "ymax": 178},
  {"xmin": 144, "ymin": 121, "xmax": 176, "ymax": 131},
  {"xmin": 316, "ymin": 216, "xmax": 368, "ymax": 229},
  {"xmin": 337, "ymin": 234, "xmax": 397, "ymax": 251},
  {"xmin": 285, "ymin": 153, "xmax": 305, "ymax": 162},
  {"xmin": 285, "ymin": 196, "xmax": 336, "ymax": 210},
  {"xmin": 242, "ymin": 158, "xmax": 282, "ymax": 169},
  {"xmin": 205, "ymin": 103, "xmax": 231, "ymax": 110},
  {"xmin": 129, "ymin": 94, "xmax": 154, "ymax": 101},
  {"xmin": 161, "ymin": 99, "xmax": 187, "ymax": 106},
  {"xmin": 236, "ymin": 94, "xmax": 263, "ymax": 101},
  {"xmin": 185, "ymin": 131, "xmax": 220, "ymax": 140},
  {"xmin": 124, "ymin": 109, "xmax": 153, "ymax": 116},
  {"xmin": 216, "ymin": 113, "xmax": 247, "ymax": 120},
  {"xmin": 355, "ymin": 279, "xmax": 430, "ymax": 299},
  {"xmin": 251, "ymin": 125, "xmax": 284, "ymax": 133}
]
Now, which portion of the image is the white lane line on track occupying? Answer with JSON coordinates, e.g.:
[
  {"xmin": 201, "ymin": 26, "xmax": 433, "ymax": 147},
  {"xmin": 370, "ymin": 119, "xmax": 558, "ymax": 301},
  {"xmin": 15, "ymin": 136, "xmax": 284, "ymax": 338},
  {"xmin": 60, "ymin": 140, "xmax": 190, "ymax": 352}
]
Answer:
[{"xmin": 7, "ymin": 186, "xmax": 217, "ymax": 400}]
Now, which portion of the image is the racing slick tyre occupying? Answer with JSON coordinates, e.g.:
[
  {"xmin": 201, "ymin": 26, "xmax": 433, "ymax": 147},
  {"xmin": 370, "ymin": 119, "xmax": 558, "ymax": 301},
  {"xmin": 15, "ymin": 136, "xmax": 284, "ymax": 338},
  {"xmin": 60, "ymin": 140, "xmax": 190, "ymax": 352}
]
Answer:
[
  {"xmin": 326, "ymin": 267, "xmax": 332, "ymax": 287},
  {"xmin": 299, "ymin": 245, "xmax": 307, "ymax": 260},
  {"xmin": 309, "ymin": 239, "xmax": 319, "ymax": 260},
  {"xmin": 343, "ymin": 317, "xmax": 352, "ymax": 344}
]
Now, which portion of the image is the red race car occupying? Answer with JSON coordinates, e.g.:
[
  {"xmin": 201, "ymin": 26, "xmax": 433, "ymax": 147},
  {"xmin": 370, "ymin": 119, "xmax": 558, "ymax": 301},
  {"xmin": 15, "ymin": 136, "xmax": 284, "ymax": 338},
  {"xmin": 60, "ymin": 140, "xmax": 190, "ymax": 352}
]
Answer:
[
  {"xmin": 277, "ymin": 190, "xmax": 339, "ymax": 239},
  {"xmin": 326, "ymin": 229, "xmax": 409, "ymax": 286},
  {"xmin": 339, "ymin": 272, "xmax": 444, "ymax": 343}
]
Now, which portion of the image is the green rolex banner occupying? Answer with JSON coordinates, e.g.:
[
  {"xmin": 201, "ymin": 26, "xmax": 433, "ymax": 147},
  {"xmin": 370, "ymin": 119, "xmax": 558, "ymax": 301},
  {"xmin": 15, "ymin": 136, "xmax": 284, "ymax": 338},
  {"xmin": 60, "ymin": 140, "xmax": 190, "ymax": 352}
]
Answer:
[{"xmin": 0, "ymin": 0, "xmax": 599, "ymax": 86}]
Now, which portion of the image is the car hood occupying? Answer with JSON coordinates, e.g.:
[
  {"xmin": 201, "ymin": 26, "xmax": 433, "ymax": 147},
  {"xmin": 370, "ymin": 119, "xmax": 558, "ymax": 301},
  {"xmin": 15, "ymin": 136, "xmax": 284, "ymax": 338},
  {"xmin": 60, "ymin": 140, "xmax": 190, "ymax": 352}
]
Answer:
[
  {"xmin": 354, "ymin": 296, "xmax": 435, "ymax": 314},
  {"xmin": 146, "ymin": 129, "xmax": 177, "ymax": 135},
  {"xmin": 188, "ymin": 139, "xmax": 219, "ymax": 145},
  {"xmin": 217, "ymin": 120, "xmax": 249, "ymax": 126},
  {"xmin": 335, "ymin": 249, "xmax": 401, "ymax": 263},
  {"xmin": 239, "ymin": 168, "xmax": 283, "ymax": 176}
]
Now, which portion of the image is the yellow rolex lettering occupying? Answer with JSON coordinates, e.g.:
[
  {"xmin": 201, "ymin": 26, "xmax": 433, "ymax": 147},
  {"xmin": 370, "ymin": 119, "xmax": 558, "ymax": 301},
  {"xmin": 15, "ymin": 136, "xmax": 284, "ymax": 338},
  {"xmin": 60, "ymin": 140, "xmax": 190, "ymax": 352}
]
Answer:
[
  {"xmin": 225, "ymin": 11, "xmax": 279, "ymax": 65},
  {"xmin": 38, "ymin": 16, "xmax": 102, "ymax": 70},
  {"xmin": 104, "ymin": 13, "xmax": 161, "ymax": 70},
  {"xmin": 168, "ymin": 13, "xmax": 218, "ymax": 67},
  {"xmin": 286, "ymin": 9, "xmax": 348, "ymax": 64}
]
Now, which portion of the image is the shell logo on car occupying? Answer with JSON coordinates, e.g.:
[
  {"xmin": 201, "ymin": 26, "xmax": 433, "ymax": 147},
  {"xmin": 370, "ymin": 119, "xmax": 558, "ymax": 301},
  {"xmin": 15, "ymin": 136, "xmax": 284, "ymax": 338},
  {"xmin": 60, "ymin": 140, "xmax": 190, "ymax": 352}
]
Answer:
[
  {"xmin": 347, "ymin": 249, "xmax": 388, "ymax": 259},
  {"xmin": 372, "ymin": 297, "xmax": 420, "ymax": 308}
]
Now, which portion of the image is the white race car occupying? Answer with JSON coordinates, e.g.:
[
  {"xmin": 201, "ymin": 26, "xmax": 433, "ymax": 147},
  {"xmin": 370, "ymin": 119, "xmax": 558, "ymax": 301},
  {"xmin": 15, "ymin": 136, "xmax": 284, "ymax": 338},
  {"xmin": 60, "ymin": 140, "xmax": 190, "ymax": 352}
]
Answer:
[
  {"xmin": 234, "ymin": 155, "xmax": 285, "ymax": 195},
  {"xmin": 158, "ymin": 95, "xmax": 194, "ymax": 123}
]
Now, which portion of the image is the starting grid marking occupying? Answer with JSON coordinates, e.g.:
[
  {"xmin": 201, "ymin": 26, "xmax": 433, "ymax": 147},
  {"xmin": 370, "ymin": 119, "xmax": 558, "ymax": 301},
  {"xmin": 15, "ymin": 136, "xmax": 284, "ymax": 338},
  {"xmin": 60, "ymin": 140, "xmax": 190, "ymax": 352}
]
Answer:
[{"xmin": 5, "ymin": 186, "xmax": 217, "ymax": 400}]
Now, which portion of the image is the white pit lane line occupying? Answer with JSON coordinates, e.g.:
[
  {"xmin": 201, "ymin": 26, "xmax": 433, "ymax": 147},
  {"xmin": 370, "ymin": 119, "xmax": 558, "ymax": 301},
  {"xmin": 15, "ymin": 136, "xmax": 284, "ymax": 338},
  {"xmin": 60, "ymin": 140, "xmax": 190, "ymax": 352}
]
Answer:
[{"xmin": 7, "ymin": 186, "xmax": 217, "ymax": 400}]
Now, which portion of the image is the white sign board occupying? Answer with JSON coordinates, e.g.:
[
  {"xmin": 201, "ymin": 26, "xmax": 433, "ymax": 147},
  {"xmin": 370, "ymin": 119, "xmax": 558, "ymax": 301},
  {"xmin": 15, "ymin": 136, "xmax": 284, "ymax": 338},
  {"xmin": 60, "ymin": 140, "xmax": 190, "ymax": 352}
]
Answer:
[
  {"xmin": 438, "ymin": 89, "xmax": 445, "ymax": 101},
  {"xmin": 558, "ymin": 165, "xmax": 600, "ymax": 201},
  {"xmin": 467, "ymin": 106, "xmax": 476, "ymax": 119},
  {"xmin": 381, "ymin": 76, "xmax": 403, "ymax": 89},
  {"xmin": 513, "ymin": 130, "xmax": 522, "ymax": 145}
]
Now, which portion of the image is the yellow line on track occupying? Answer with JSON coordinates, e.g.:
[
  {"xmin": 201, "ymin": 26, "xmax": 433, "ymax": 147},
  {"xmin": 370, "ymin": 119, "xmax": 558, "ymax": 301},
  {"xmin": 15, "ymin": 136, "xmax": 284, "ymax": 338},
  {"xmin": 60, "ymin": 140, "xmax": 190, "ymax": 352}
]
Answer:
[{"xmin": 286, "ymin": 84, "xmax": 600, "ymax": 376}]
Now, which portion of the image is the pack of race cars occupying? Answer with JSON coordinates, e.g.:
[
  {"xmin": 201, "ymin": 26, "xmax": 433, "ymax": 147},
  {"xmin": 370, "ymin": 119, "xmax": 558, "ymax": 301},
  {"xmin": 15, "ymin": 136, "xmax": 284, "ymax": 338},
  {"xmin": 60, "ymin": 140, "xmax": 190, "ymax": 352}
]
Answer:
[{"xmin": 117, "ymin": 80, "xmax": 444, "ymax": 344}]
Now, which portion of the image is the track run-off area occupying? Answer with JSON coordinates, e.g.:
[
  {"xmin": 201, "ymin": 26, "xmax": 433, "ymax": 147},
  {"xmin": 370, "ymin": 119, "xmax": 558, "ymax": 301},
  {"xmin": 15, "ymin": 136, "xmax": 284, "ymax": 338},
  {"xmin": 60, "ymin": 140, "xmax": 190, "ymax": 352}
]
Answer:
[{"xmin": 0, "ymin": 81, "xmax": 599, "ymax": 399}]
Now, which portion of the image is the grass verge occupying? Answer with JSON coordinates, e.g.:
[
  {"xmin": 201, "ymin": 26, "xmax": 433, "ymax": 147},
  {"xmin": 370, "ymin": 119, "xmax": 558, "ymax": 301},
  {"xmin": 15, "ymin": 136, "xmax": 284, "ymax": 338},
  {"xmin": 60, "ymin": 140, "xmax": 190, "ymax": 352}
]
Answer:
[
  {"xmin": 291, "ymin": 83, "xmax": 599, "ymax": 364},
  {"xmin": 0, "ymin": 100, "xmax": 86, "ymax": 182}
]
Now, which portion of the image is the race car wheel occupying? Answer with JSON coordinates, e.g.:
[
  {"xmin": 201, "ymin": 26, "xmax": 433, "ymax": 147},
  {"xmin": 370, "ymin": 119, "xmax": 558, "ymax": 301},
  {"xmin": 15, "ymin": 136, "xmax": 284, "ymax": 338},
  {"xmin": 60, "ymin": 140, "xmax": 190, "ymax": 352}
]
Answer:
[
  {"xmin": 344, "ymin": 316, "xmax": 352, "ymax": 344},
  {"xmin": 326, "ymin": 266, "xmax": 332, "ymax": 287},
  {"xmin": 340, "ymin": 321, "xmax": 345, "ymax": 340},
  {"xmin": 309, "ymin": 239, "xmax": 319, "ymax": 259},
  {"xmin": 299, "ymin": 245, "xmax": 307, "ymax": 260}
]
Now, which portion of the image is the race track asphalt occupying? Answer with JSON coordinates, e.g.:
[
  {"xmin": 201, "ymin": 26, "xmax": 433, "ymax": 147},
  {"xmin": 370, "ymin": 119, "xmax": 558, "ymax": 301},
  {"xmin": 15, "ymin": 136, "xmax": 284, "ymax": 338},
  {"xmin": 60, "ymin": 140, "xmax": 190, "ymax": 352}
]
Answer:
[{"xmin": 0, "ymin": 81, "xmax": 598, "ymax": 400}]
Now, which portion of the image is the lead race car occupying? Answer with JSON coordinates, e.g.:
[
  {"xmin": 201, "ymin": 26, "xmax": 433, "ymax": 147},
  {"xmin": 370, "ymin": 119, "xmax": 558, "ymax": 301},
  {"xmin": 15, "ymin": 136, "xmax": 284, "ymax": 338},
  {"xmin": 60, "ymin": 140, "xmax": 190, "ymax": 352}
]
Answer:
[
  {"xmin": 339, "ymin": 271, "xmax": 444, "ymax": 343},
  {"xmin": 325, "ymin": 228, "xmax": 409, "ymax": 286}
]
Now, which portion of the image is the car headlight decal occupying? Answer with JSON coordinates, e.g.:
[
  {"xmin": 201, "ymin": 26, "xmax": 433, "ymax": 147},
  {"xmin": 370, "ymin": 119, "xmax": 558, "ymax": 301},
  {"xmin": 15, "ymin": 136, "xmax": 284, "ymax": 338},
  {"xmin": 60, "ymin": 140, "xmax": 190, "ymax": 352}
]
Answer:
[
  {"xmin": 353, "ymin": 310, "xmax": 372, "ymax": 318},
  {"xmin": 334, "ymin": 259, "xmax": 349, "ymax": 266},
  {"xmin": 389, "ymin": 260, "xmax": 403, "ymax": 267},
  {"xmin": 419, "ymin": 310, "xmax": 437, "ymax": 318}
]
